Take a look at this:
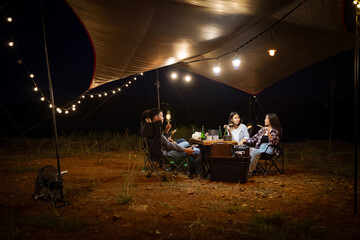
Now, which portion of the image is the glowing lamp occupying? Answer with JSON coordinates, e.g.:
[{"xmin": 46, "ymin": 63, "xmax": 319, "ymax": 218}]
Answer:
[
  {"xmin": 90, "ymin": 95, "xmax": 94, "ymax": 98},
  {"xmin": 166, "ymin": 110, "xmax": 171, "ymax": 122},
  {"xmin": 33, "ymin": 87, "xmax": 38, "ymax": 91},
  {"xmin": 213, "ymin": 65, "xmax": 221, "ymax": 75},
  {"xmin": 125, "ymin": 84, "xmax": 129, "ymax": 87},
  {"xmin": 171, "ymin": 73, "xmax": 177, "ymax": 79},
  {"xmin": 117, "ymin": 88, "xmax": 121, "ymax": 91},
  {"xmin": 358, "ymin": 3, "xmax": 360, "ymax": 8},
  {"xmin": 134, "ymin": 77, "xmax": 137, "ymax": 80},
  {"xmin": 140, "ymin": 72, "xmax": 143, "ymax": 75},
  {"xmin": 49, "ymin": 104, "xmax": 53, "ymax": 108},
  {"xmin": 98, "ymin": 94, "xmax": 102, "ymax": 97},
  {"xmin": 8, "ymin": 41, "xmax": 14, "ymax": 47},
  {"xmin": 268, "ymin": 49, "xmax": 276, "ymax": 56},
  {"xmin": 104, "ymin": 92, "xmax": 108, "ymax": 96},
  {"xmin": 77, "ymin": 100, "xmax": 81, "ymax": 104},
  {"xmin": 72, "ymin": 104, "xmax": 75, "ymax": 108},
  {"xmin": 40, "ymin": 97, "xmax": 45, "ymax": 101},
  {"xmin": 232, "ymin": 57, "xmax": 241, "ymax": 69},
  {"xmin": 112, "ymin": 90, "xmax": 116, "ymax": 94},
  {"xmin": 65, "ymin": 110, "xmax": 69, "ymax": 114},
  {"xmin": 7, "ymin": 17, "xmax": 12, "ymax": 22},
  {"xmin": 56, "ymin": 108, "xmax": 62, "ymax": 113},
  {"xmin": 81, "ymin": 95, "xmax": 85, "ymax": 98},
  {"xmin": 184, "ymin": 75, "xmax": 191, "ymax": 82},
  {"xmin": 29, "ymin": 74, "xmax": 34, "ymax": 78},
  {"xmin": 354, "ymin": 1, "xmax": 357, "ymax": 4}
]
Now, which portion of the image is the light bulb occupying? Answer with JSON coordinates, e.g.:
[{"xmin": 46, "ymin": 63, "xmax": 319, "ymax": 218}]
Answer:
[
  {"xmin": 72, "ymin": 104, "xmax": 75, "ymax": 108},
  {"xmin": 232, "ymin": 57, "xmax": 241, "ymax": 69},
  {"xmin": 49, "ymin": 104, "xmax": 53, "ymax": 108},
  {"xmin": 98, "ymin": 94, "xmax": 102, "ymax": 97},
  {"xmin": 125, "ymin": 84, "xmax": 128, "ymax": 87},
  {"xmin": 184, "ymin": 75, "xmax": 191, "ymax": 82},
  {"xmin": 72, "ymin": 107, "xmax": 76, "ymax": 111},
  {"xmin": 77, "ymin": 100, "xmax": 81, "ymax": 104},
  {"xmin": 40, "ymin": 97, "xmax": 45, "ymax": 101},
  {"xmin": 29, "ymin": 74, "xmax": 34, "ymax": 78},
  {"xmin": 354, "ymin": 0, "xmax": 357, "ymax": 4},
  {"xmin": 171, "ymin": 73, "xmax": 177, "ymax": 79},
  {"xmin": 34, "ymin": 87, "xmax": 38, "ymax": 91},
  {"xmin": 104, "ymin": 92, "xmax": 107, "ymax": 96},
  {"xmin": 117, "ymin": 88, "xmax": 121, "ymax": 91},
  {"xmin": 112, "ymin": 90, "xmax": 116, "ymax": 94},
  {"xmin": 213, "ymin": 65, "xmax": 221, "ymax": 75},
  {"xmin": 140, "ymin": 72, "xmax": 143, "ymax": 75},
  {"xmin": 134, "ymin": 77, "xmax": 137, "ymax": 80},
  {"xmin": 81, "ymin": 95, "xmax": 85, "ymax": 98},
  {"xmin": 65, "ymin": 110, "xmax": 69, "ymax": 114},
  {"xmin": 56, "ymin": 108, "xmax": 62, "ymax": 113},
  {"xmin": 166, "ymin": 114, "xmax": 171, "ymax": 121},
  {"xmin": 358, "ymin": 3, "xmax": 360, "ymax": 8},
  {"xmin": 268, "ymin": 49, "xmax": 276, "ymax": 56},
  {"xmin": 128, "ymin": 81, "xmax": 131, "ymax": 84},
  {"xmin": 7, "ymin": 17, "xmax": 12, "ymax": 22},
  {"xmin": 90, "ymin": 95, "xmax": 94, "ymax": 98},
  {"xmin": 8, "ymin": 41, "xmax": 14, "ymax": 47}
]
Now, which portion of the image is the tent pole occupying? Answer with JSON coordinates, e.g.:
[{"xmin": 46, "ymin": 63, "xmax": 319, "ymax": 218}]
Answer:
[
  {"xmin": 354, "ymin": 6, "xmax": 359, "ymax": 215},
  {"xmin": 41, "ymin": 0, "xmax": 63, "ymax": 201},
  {"xmin": 156, "ymin": 69, "xmax": 160, "ymax": 109}
]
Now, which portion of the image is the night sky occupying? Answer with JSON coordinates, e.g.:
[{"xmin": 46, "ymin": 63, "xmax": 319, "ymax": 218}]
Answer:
[{"xmin": 0, "ymin": 0, "xmax": 357, "ymax": 142}]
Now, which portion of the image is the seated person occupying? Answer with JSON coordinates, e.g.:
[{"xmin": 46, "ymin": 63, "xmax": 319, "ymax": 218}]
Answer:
[
  {"xmin": 143, "ymin": 108, "xmax": 204, "ymax": 176},
  {"xmin": 224, "ymin": 111, "xmax": 249, "ymax": 143},
  {"xmin": 239, "ymin": 113, "xmax": 281, "ymax": 176},
  {"xmin": 163, "ymin": 121, "xmax": 186, "ymax": 145}
]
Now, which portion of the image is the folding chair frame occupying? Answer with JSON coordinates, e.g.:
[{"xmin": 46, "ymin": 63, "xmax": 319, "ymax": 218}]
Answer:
[{"xmin": 257, "ymin": 141, "xmax": 284, "ymax": 176}]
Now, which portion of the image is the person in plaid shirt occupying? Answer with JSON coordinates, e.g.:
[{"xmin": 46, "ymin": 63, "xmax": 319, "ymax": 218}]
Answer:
[{"xmin": 239, "ymin": 113, "xmax": 282, "ymax": 176}]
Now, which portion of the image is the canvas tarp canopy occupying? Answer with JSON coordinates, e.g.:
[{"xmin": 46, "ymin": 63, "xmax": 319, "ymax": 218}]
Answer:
[{"xmin": 66, "ymin": 0, "xmax": 354, "ymax": 95}]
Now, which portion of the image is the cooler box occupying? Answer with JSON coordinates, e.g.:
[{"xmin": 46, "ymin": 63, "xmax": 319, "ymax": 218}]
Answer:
[{"xmin": 209, "ymin": 156, "xmax": 250, "ymax": 183}]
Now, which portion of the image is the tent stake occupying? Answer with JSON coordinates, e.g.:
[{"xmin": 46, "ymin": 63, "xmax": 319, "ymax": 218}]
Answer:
[{"xmin": 41, "ymin": 0, "xmax": 64, "ymax": 202}]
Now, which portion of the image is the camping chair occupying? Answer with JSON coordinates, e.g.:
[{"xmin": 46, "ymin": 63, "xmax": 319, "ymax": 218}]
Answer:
[
  {"xmin": 257, "ymin": 136, "xmax": 284, "ymax": 176},
  {"xmin": 141, "ymin": 121, "xmax": 193, "ymax": 180}
]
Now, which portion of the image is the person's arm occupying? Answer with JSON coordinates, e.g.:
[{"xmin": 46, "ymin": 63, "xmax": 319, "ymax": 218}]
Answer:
[
  {"xmin": 241, "ymin": 124, "xmax": 250, "ymax": 140},
  {"xmin": 240, "ymin": 127, "xmax": 263, "ymax": 145},
  {"xmin": 161, "ymin": 135, "xmax": 184, "ymax": 152},
  {"xmin": 269, "ymin": 129, "xmax": 280, "ymax": 146}
]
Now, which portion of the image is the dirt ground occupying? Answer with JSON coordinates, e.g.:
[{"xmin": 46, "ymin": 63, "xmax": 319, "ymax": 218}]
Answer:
[{"xmin": 1, "ymin": 141, "xmax": 360, "ymax": 240}]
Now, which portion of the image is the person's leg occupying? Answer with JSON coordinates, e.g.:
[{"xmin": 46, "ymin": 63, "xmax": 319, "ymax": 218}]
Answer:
[
  {"xmin": 175, "ymin": 138, "xmax": 186, "ymax": 144},
  {"xmin": 189, "ymin": 148, "xmax": 205, "ymax": 177},
  {"xmin": 177, "ymin": 141, "xmax": 190, "ymax": 148},
  {"xmin": 249, "ymin": 148, "xmax": 262, "ymax": 174}
]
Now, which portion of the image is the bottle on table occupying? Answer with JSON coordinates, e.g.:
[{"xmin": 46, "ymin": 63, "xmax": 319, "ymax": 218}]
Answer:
[
  {"xmin": 201, "ymin": 125, "xmax": 205, "ymax": 140},
  {"xmin": 192, "ymin": 125, "xmax": 195, "ymax": 134},
  {"xmin": 224, "ymin": 125, "xmax": 228, "ymax": 136},
  {"xmin": 218, "ymin": 125, "xmax": 222, "ymax": 138}
]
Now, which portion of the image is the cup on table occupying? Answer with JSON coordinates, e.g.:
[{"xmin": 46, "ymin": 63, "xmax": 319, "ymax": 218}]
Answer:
[{"xmin": 213, "ymin": 135, "xmax": 219, "ymax": 141}]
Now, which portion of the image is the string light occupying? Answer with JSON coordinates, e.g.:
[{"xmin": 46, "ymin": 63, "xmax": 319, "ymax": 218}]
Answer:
[
  {"xmin": 65, "ymin": 110, "xmax": 69, "ymax": 114},
  {"xmin": 268, "ymin": 28, "xmax": 277, "ymax": 56},
  {"xmin": 184, "ymin": 75, "xmax": 192, "ymax": 82},
  {"xmin": 7, "ymin": 17, "xmax": 12, "ymax": 22},
  {"xmin": 56, "ymin": 108, "xmax": 62, "ymax": 113},
  {"xmin": 81, "ymin": 95, "xmax": 85, "ymax": 99},
  {"xmin": 49, "ymin": 104, "xmax": 53, "ymax": 108},
  {"xmin": 90, "ymin": 95, "xmax": 94, "ymax": 98},
  {"xmin": 112, "ymin": 90, "xmax": 116, "ymax": 94},
  {"xmin": 140, "ymin": 72, "xmax": 143, "ymax": 75},
  {"xmin": 41, "ymin": 97, "xmax": 45, "ymax": 101},
  {"xmin": 33, "ymin": 87, "xmax": 38, "ymax": 91},
  {"xmin": 117, "ymin": 88, "xmax": 121, "ymax": 91},
  {"xmin": 98, "ymin": 94, "xmax": 102, "ymax": 97},
  {"xmin": 104, "ymin": 92, "xmax": 108, "ymax": 96},
  {"xmin": 77, "ymin": 100, "xmax": 81, "ymax": 104},
  {"xmin": 232, "ymin": 55, "xmax": 241, "ymax": 70},
  {"xmin": 134, "ymin": 77, "xmax": 137, "ymax": 80},
  {"xmin": 213, "ymin": 59, "xmax": 221, "ymax": 75},
  {"xmin": 171, "ymin": 72, "xmax": 178, "ymax": 79},
  {"xmin": 8, "ymin": 41, "xmax": 14, "ymax": 47},
  {"xmin": 125, "ymin": 84, "xmax": 129, "ymax": 87},
  {"xmin": 29, "ymin": 74, "xmax": 34, "ymax": 78}
]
